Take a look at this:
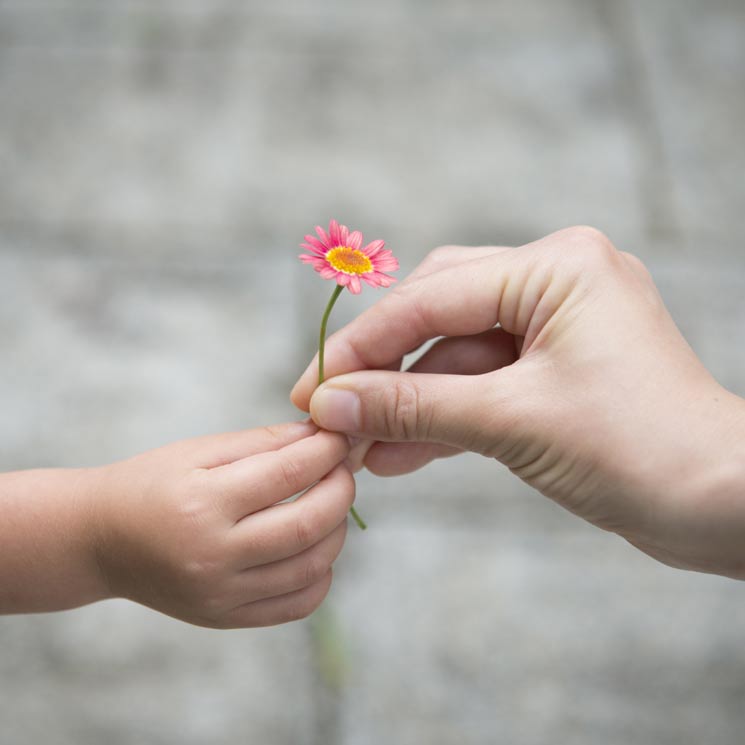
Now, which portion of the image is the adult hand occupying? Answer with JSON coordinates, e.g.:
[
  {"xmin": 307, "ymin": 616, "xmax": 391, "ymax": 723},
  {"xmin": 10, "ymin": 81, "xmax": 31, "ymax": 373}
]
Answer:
[{"xmin": 292, "ymin": 227, "xmax": 745, "ymax": 578}]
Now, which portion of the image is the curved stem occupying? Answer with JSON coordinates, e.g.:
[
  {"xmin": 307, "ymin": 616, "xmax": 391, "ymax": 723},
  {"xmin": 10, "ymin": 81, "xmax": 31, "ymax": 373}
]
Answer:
[
  {"xmin": 319, "ymin": 284, "xmax": 344, "ymax": 386},
  {"xmin": 317, "ymin": 283, "xmax": 367, "ymax": 531}
]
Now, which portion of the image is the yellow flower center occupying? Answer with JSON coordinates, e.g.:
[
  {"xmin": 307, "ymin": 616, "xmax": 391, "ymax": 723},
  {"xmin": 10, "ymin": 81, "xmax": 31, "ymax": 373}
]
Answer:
[{"xmin": 326, "ymin": 246, "xmax": 373, "ymax": 275}]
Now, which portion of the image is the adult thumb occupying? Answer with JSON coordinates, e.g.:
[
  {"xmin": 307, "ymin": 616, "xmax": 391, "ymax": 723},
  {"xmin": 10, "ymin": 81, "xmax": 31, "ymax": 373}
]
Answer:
[{"xmin": 309, "ymin": 369, "xmax": 514, "ymax": 454}]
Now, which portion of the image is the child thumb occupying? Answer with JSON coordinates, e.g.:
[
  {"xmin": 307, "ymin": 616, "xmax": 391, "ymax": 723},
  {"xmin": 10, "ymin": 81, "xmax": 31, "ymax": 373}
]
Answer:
[{"xmin": 309, "ymin": 370, "xmax": 502, "ymax": 453}]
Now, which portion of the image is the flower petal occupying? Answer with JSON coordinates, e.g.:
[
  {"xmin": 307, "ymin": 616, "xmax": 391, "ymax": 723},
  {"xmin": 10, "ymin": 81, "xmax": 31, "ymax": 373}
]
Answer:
[
  {"xmin": 363, "ymin": 239, "xmax": 385, "ymax": 256},
  {"xmin": 300, "ymin": 221, "xmax": 398, "ymax": 290},
  {"xmin": 371, "ymin": 271, "xmax": 395, "ymax": 286},
  {"xmin": 301, "ymin": 242, "xmax": 326, "ymax": 257},
  {"xmin": 347, "ymin": 230, "xmax": 363, "ymax": 250},
  {"xmin": 304, "ymin": 235, "xmax": 328, "ymax": 252},
  {"xmin": 374, "ymin": 256, "xmax": 399, "ymax": 271},
  {"xmin": 299, "ymin": 253, "xmax": 326, "ymax": 266},
  {"xmin": 315, "ymin": 225, "xmax": 330, "ymax": 246},
  {"xmin": 373, "ymin": 249, "xmax": 395, "ymax": 262},
  {"xmin": 370, "ymin": 250, "xmax": 398, "ymax": 269},
  {"xmin": 329, "ymin": 219, "xmax": 341, "ymax": 246}
]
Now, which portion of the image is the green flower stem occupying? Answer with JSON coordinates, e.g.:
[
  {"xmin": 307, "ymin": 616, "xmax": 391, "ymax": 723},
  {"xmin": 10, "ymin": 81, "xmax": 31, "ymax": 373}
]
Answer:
[
  {"xmin": 318, "ymin": 283, "xmax": 367, "ymax": 531},
  {"xmin": 318, "ymin": 284, "xmax": 344, "ymax": 386}
]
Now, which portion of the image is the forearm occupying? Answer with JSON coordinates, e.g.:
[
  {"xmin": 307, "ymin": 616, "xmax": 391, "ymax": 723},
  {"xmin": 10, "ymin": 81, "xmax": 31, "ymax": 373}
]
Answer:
[{"xmin": 0, "ymin": 467, "xmax": 110, "ymax": 613}]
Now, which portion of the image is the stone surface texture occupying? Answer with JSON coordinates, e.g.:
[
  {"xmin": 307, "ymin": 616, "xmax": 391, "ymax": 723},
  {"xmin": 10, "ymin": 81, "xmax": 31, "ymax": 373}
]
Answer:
[{"xmin": 1, "ymin": 1, "xmax": 744, "ymax": 744}]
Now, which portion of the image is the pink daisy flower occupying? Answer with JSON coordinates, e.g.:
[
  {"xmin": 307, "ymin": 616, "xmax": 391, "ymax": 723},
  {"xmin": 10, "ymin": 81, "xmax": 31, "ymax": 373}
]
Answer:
[{"xmin": 300, "ymin": 219, "xmax": 399, "ymax": 294}]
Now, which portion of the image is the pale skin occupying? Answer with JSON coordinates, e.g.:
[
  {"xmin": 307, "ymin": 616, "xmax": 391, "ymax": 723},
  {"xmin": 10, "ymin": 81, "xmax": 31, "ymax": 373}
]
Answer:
[
  {"xmin": 292, "ymin": 226, "xmax": 745, "ymax": 579},
  {"xmin": 0, "ymin": 421, "xmax": 354, "ymax": 628},
  {"xmin": 5, "ymin": 227, "xmax": 743, "ymax": 627}
]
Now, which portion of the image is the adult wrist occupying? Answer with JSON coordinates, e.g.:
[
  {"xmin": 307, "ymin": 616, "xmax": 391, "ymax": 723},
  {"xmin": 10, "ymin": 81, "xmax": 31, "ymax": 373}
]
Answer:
[{"xmin": 656, "ymin": 385, "xmax": 745, "ymax": 579}]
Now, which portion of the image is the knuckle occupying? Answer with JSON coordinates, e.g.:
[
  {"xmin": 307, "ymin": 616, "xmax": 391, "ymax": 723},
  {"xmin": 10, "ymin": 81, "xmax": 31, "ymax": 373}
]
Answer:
[
  {"xmin": 428, "ymin": 244, "xmax": 457, "ymax": 263},
  {"xmin": 190, "ymin": 613, "xmax": 226, "ymax": 630},
  {"xmin": 562, "ymin": 225, "xmax": 616, "ymax": 261},
  {"xmin": 620, "ymin": 250, "xmax": 651, "ymax": 277},
  {"xmin": 286, "ymin": 579, "xmax": 330, "ymax": 622},
  {"xmin": 565, "ymin": 224, "xmax": 612, "ymax": 246},
  {"xmin": 294, "ymin": 509, "xmax": 318, "ymax": 552},
  {"xmin": 177, "ymin": 538, "xmax": 224, "ymax": 587},
  {"xmin": 198, "ymin": 590, "xmax": 229, "ymax": 620},
  {"xmin": 413, "ymin": 245, "xmax": 460, "ymax": 277},
  {"xmin": 174, "ymin": 483, "xmax": 214, "ymax": 528},
  {"xmin": 284, "ymin": 596, "xmax": 316, "ymax": 623},
  {"xmin": 262, "ymin": 423, "xmax": 288, "ymax": 447},
  {"xmin": 303, "ymin": 554, "xmax": 329, "ymax": 588},
  {"xmin": 384, "ymin": 380, "xmax": 427, "ymax": 440},
  {"xmin": 278, "ymin": 455, "xmax": 304, "ymax": 495},
  {"xmin": 181, "ymin": 557, "xmax": 220, "ymax": 595}
]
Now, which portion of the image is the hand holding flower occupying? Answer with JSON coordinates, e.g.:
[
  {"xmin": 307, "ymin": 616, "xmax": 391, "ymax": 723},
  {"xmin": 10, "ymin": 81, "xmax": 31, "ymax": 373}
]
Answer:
[{"xmin": 293, "ymin": 226, "xmax": 745, "ymax": 579}]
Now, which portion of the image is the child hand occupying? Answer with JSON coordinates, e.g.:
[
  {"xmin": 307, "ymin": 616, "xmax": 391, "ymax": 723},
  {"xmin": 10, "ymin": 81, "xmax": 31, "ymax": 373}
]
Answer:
[{"xmin": 91, "ymin": 421, "xmax": 353, "ymax": 628}]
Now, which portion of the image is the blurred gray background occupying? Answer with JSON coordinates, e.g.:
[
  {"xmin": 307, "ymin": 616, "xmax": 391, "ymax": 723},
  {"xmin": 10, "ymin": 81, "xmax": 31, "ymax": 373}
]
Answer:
[{"xmin": 1, "ymin": 1, "xmax": 745, "ymax": 744}]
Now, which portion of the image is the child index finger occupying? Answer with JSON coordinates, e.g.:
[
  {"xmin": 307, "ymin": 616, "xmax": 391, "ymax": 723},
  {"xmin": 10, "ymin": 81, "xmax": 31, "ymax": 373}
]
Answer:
[
  {"xmin": 186, "ymin": 420, "xmax": 319, "ymax": 469},
  {"xmin": 207, "ymin": 429, "xmax": 351, "ymax": 523}
]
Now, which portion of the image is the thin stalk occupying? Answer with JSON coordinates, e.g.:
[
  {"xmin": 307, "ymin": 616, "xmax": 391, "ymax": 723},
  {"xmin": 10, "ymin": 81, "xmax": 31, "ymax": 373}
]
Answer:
[
  {"xmin": 318, "ymin": 284, "xmax": 344, "ymax": 386},
  {"xmin": 318, "ymin": 283, "xmax": 367, "ymax": 531}
]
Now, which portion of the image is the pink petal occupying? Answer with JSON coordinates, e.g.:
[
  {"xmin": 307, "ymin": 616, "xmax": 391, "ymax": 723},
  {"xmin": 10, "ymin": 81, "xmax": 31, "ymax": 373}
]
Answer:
[
  {"xmin": 347, "ymin": 230, "xmax": 363, "ymax": 250},
  {"xmin": 301, "ymin": 222, "xmax": 397, "ymax": 290},
  {"xmin": 329, "ymin": 219, "xmax": 341, "ymax": 246},
  {"xmin": 304, "ymin": 235, "xmax": 328, "ymax": 252},
  {"xmin": 363, "ymin": 239, "xmax": 385, "ymax": 256},
  {"xmin": 371, "ymin": 271, "xmax": 395, "ymax": 286},
  {"xmin": 373, "ymin": 249, "xmax": 396, "ymax": 262},
  {"xmin": 370, "ymin": 250, "xmax": 398, "ymax": 266},
  {"xmin": 300, "ymin": 254, "xmax": 327, "ymax": 268},
  {"xmin": 301, "ymin": 242, "xmax": 326, "ymax": 257},
  {"xmin": 315, "ymin": 225, "xmax": 330, "ymax": 245},
  {"xmin": 373, "ymin": 257, "xmax": 399, "ymax": 271}
]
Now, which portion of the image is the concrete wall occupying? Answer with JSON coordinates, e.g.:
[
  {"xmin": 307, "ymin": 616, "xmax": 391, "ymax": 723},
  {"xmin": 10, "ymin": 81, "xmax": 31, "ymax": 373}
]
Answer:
[{"xmin": 1, "ymin": 2, "xmax": 744, "ymax": 743}]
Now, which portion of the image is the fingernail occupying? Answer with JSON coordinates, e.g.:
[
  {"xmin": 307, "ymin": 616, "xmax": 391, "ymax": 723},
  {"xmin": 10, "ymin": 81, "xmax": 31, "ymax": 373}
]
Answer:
[{"xmin": 312, "ymin": 387, "xmax": 361, "ymax": 433}]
